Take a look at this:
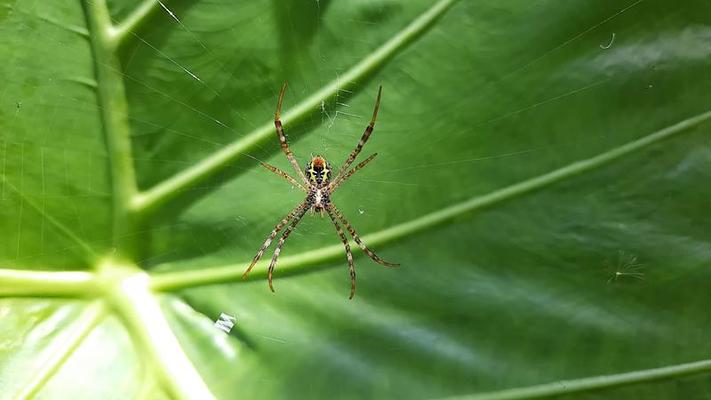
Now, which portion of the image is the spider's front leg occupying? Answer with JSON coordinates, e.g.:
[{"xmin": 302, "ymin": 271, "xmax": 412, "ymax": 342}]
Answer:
[
  {"xmin": 259, "ymin": 161, "xmax": 307, "ymax": 191},
  {"xmin": 274, "ymin": 83, "xmax": 310, "ymax": 186},
  {"xmin": 329, "ymin": 153, "xmax": 378, "ymax": 192},
  {"xmin": 330, "ymin": 86, "xmax": 382, "ymax": 186}
]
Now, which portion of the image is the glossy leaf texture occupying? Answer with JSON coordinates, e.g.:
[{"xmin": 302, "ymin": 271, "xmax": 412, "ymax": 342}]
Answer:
[{"xmin": 1, "ymin": 0, "xmax": 711, "ymax": 399}]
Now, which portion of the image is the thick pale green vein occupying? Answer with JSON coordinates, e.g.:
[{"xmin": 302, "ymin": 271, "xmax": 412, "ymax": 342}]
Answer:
[
  {"xmin": 150, "ymin": 109, "xmax": 711, "ymax": 292},
  {"xmin": 82, "ymin": 0, "xmax": 139, "ymax": 257},
  {"xmin": 97, "ymin": 260, "xmax": 215, "ymax": 400},
  {"xmin": 12, "ymin": 302, "xmax": 105, "ymax": 400},
  {"xmin": 0, "ymin": 268, "xmax": 95, "ymax": 297},
  {"xmin": 444, "ymin": 358, "xmax": 711, "ymax": 400},
  {"xmin": 132, "ymin": 0, "xmax": 458, "ymax": 216}
]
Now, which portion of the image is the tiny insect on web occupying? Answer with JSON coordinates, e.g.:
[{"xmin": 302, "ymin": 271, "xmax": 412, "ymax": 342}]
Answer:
[{"xmin": 241, "ymin": 83, "xmax": 399, "ymax": 299}]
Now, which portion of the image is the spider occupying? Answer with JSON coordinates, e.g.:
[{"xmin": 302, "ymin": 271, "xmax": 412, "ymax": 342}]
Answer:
[{"xmin": 242, "ymin": 84, "xmax": 398, "ymax": 299}]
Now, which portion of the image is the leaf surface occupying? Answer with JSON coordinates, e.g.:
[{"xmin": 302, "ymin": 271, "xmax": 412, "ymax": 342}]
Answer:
[{"xmin": 2, "ymin": 0, "xmax": 711, "ymax": 399}]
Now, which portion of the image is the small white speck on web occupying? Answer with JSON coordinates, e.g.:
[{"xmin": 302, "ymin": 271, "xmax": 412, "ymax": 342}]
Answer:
[
  {"xmin": 358, "ymin": 209, "xmax": 365, "ymax": 215},
  {"xmin": 600, "ymin": 32, "xmax": 616, "ymax": 49},
  {"xmin": 605, "ymin": 250, "xmax": 645, "ymax": 284}
]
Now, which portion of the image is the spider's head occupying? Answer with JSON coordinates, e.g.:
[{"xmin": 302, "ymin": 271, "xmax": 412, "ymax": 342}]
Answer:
[{"xmin": 306, "ymin": 155, "xmax": 331, "ymax": 186}]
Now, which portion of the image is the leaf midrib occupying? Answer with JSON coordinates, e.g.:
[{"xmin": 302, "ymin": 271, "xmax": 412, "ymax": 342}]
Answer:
[{"xmin": 2, "ymin": 2, "xmax": 461, "ymax": 399}]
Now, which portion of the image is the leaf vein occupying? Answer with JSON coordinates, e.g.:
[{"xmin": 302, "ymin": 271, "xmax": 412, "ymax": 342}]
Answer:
[
  {"xmin": 150, "ymin": 109, "xmax": 711, "ymax": 291},
  {"xmin": 133, "ymin": 0, "xmax": 459, "ymax": 216}
]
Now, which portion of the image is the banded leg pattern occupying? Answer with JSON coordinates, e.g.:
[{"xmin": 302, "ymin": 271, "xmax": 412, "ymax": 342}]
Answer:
[
  {"xmin": 260, "ymin": 161, "xmax": 307, "ymax": 191},
  {"xmin": 330, "ymin": 153, "xmax": 377, "ymax": 191},
  {"xmin": 326, "ymin": 206, "xmax": 357, "ymax": 299},
  {"xmin": 274, "ymin": 83, "xmax": 310, "ymax": 185},
  {"xmin": 242, "ymin": 202, "xmax": 307, "ymax": 279},
  {"xmin": 332, "ymin": 86, "xmax": 382, "ymax": 182},
  {"xmin": 330, "ymin": 204, "xmax": 398, "ymax": 267},
  {"xmin": 268, "ymin": 206, "xmax": 310, "ymax": 292}
]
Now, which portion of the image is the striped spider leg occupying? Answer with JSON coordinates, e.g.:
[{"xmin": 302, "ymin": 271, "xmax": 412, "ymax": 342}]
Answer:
[
  {"xmin": 328, "ymin": 85, "xmax": 382, "ymax": 191},
  {"xmin": 274, "ymin": 83, "xmax": 310, "ymax": 186},
  {"xmin": 328, "ymin": 153, "xmax": 378, "ymax": 192},
  {"xmin": 242, "ymin": 84, "xmax": 397, "ymax": 299},
  {"xmin": 258, "ymin": 161, "xmax": 307, "ymax": 191},
  {"xmin": 241, "ymin": 201, "xmax": 308, "ymax": 280}
]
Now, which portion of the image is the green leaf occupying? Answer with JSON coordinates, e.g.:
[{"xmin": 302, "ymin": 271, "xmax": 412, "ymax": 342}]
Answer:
[{"xmin": 2, "ymin": 0, "xmax": 711, "ymax": 399}]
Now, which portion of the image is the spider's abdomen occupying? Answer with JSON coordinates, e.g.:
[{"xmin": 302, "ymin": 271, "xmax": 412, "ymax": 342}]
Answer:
[{"xmin": 307, "ymin": 187, "xmax": 330, "ymax": 212}]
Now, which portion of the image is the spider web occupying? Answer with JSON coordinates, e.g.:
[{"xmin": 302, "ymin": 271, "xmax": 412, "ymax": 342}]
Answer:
[
  {"xmin": 96, "ymin": 0, "xmax": 629, "ymax": 270},
  {"xmin": 2, "ymin": 0, "xmax": 658, "ymax": 269},
  {"xmin": 4, "ymin": 0, "xmax": 711, "ymax": 399}
]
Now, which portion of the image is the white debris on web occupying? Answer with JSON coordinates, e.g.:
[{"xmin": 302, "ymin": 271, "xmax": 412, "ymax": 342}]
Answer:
[
  {"xmin": 599, "ymin": 32, "xmax": 616, "ymax": 49},
  {"xmin": 213, "ymin": 312, "xmax": 237, "ymax": 334},
  {"xmin": 605, "ymin": 250, "xmax": 645, "ymax": 284}
]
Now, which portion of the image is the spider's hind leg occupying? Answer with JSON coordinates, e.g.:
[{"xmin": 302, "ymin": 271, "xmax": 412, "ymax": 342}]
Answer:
[
  {"xmin": 330, "ymin": 204, "xmax": 398, "ymax": 268},
  {"xmin": 267, "ymin": 206, "xmax": 309, "ymax": 292},
  {"xmin": 242, "ymin": 202, "xmax": 307, "ymax": 279},
  {"xmin": 325, "ymin": 206, "xmax": 357, "ymax": 299}
]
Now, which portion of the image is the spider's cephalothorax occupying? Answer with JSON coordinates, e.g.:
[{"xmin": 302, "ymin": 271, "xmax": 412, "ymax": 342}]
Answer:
[
  {"xmin": 242, "ymin": 83, "xmax": 398, "ymax": 299},
  {"xmin": 306, "ymin": 156, "xmax": 331, "ymax": 186}
]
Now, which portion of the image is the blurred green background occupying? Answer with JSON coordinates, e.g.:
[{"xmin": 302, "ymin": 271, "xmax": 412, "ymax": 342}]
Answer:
[{"xmin": 1, "ymin": 0, "xmax": 711, "ymax": 399}]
